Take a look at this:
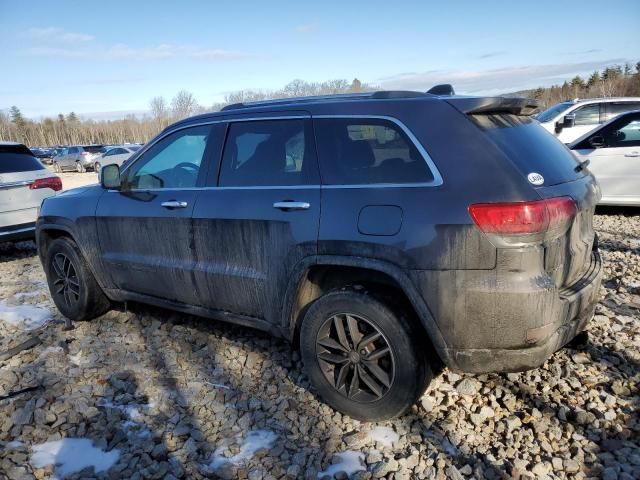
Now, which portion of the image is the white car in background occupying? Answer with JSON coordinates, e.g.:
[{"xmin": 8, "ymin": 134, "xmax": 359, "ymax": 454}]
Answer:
[
  {"xmin": 0, "ymin": 143, "xmax": 62, "ymax": 241},
  {"xmin": 94, "ymin": 144, "xmax": 141, "ymax": 172},
  {"xmin": 569, "ymin": 110, "xmax": 640, "ymax": 206},
  {"xmin": 536, "ymin": 97, "xmax": 640, "ymax": 144}
]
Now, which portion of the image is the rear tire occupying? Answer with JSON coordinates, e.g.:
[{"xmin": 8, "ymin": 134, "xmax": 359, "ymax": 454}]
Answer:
[
  {"xmin": 300, "ymin": 289, "xmax": 432, "ymax": 421},
  {"xmin": 44, "ymin": 236, "xmax": 111, "ymax": 321},
  {"xmin": 53, "ymin": 162, "xmax": 61, "ymax": 173},
  {"xmin": 94, "ymin": 162, "xmax": 101, "ymax": 172}
]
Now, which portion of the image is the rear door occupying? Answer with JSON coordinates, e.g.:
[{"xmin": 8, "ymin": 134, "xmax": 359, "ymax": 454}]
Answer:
[
  {"xmin": 0, "ymin": 145, "xmax": 57, "ymax": 230},
  {"xmin": 95, "ymin": 124, "xmax": 214, "ymax": 305},
  {"xmin": 572, "ymin": 112, "xmax": 640, "ymax": 203},
  {"xmin": 191, "ymin": 114, "xmax": 320, "ymax": 325}
]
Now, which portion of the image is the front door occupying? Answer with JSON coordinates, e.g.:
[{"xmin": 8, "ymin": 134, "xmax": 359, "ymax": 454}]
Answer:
[
  {"xmin": 95, "ymin": 124, "xmax": 214, "ymax": 304},
  {"xmin": 573, "ymin": 113, "xmax": 640, "ymax": 203},
  {"xmin": 191, "ymin": 115, "xmax": 320, "ymax": 325}
]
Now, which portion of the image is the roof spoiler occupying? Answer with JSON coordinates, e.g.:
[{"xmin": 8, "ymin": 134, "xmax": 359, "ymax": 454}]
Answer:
[
  {"xmin": 446, "ymin": 96, "xmax": 540, "ymax": 116},
  {"xmin": 427, "ymin": 84, "xmax": 455, "ymax": 96}
]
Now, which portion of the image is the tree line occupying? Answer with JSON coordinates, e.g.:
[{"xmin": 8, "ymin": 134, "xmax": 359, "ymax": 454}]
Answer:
[
  {"xmin": 525, "ymin": 61, "xmax": 640, "ymax": 109},
  {"xmin": 0, "ymin": 78, "xmax": 371, "ymax": 147},
  {"xmin": 2, "ymin": 63, "xmax": 639, "ymax": 147}
]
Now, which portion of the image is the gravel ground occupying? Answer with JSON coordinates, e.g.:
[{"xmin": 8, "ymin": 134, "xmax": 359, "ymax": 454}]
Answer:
[{"xmin": 0, "ymin": 210, "xmax": 638, "ymax": 480}]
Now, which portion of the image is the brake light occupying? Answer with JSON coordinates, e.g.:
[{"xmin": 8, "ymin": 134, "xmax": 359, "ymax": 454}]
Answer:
[
  {"xmin": 30, "ymin": 176, "xmax": 62, "ymax": 192},
  {"xmin": 469, "ymin": 197, "xmax": 577, "ymax": 235}
]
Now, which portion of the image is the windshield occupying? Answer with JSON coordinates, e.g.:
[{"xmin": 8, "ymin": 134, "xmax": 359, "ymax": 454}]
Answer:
[
  {"xmin": 536, "ymin": 101, "xmax": 574, "ymax": 123},
  {"xmin": 0, "ymin": 147, "xmax": 46, "ymax": 174}
]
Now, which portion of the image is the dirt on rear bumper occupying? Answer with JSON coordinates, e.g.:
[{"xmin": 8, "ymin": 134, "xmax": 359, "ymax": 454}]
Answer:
[{"xmin": 448, "ymin": 250, "xmax": 603, "ymax": 373}]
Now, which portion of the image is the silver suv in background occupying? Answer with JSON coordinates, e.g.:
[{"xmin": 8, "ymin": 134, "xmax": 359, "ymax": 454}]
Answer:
[
  {"xmin": 536, "ymin": 97, "xmax": 640, "ymax": 143},
  {"xmin": 53, "ymin": 145, "xmax": 106, "ymax": 173},
  {"xmin": 94, "ymin": 145, "xmax": 141, "ymax": 172},
  {"xmin": 0, "ymin": 143, "xmax": 61, "ymax": 241}
]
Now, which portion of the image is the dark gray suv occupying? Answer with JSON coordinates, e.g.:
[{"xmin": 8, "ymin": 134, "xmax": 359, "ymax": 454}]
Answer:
[{"xmin": 36, "ymin": 91, "xmax": 603, "ymax": 420}]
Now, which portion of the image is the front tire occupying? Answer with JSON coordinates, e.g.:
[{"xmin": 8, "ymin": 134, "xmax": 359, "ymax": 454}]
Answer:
[
  {"xmin": 76, "ymin": 162, "xmax": 86, "ymax": 173},
  {"xmin": 44, "ymin": 237, "xmax": 110, "ymax": 321},
  {"xmin": 300, "ymin": 289, "xmax": 432, "ymax": 421},
  {"xmin": 53, "ymin": 162, "xmax": 61, "ymax": 173},
  {"xmin": 94, "ymin": 162, "xmax": 101, "ymax": 172}
]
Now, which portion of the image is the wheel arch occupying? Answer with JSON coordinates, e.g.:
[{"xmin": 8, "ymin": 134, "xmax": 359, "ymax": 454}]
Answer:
[{"xmin": 282, "ymin": 255, "xmax": 451, "ymax": 366}]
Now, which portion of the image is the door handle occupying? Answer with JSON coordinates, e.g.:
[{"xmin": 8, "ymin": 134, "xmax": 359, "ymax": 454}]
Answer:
[
  {"xmin": 161, "ymin": 200, "xmax": 188, "ymax": 209},
  {"xmin": 273, "ymin": 201, "xmax": 310, "ymax": 211},
  {"xmin": 624, "ymin": 152, "xmax": 640, "ymax": 157}
]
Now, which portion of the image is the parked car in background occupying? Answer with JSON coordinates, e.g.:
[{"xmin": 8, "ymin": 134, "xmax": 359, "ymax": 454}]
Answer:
[
  {"xmin": 569, "ymin": 110, "xmax": 640, "ymax": 206},
  {"xmin": 536, "ymin": 97, "xmax": 640, "ymax": 144},
  {"xmin": 52, "ymin": 145, "xmax": 106, "ymax": 173},
  {"xmin": 94, "ymin": 145, "xmax": 141, "ymax": 172},
  {"xmin": 30, "ymin": 147, "xmax": 53, "ymax": 164},
  {"xmin": 0, "ymin": 142, "xmax": 61, "ymax": 241},
  {"xmin": 37, "ymin": 90, "xmax": 602, "ymax": 420}
]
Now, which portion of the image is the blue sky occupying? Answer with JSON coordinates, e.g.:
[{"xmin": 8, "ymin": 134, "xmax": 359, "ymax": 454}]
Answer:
[{"xmin": 1, "ymin": 0, "xmax": 638, "ymax": 119}]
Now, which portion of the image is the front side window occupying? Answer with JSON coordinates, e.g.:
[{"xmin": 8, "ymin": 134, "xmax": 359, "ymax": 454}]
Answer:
[
  {"xmin": 219, "ymin": 119, "xmax": 317, "ymax": 186},
  {"xmin": 314, "ymin": 118, "xmax": 434, "ymax": 185},
  {"xmin": 123, "ymin": 125, "xmax": 211, "ymax": 190},
  {"xmin": 572, "ymin": 105, "xmax": 600, "ymax": 126},
  {"xmin": 601, "ymin": 115, "xmax": 640, "ymax": 148}
]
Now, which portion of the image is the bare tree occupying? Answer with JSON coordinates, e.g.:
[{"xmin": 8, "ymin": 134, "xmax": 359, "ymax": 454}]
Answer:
[
  {"xmin": 171, "ymin": 90, "xmax": 197, "ymax": 120},
  {"xmin": 149, "ymin": 96, "xmax": 169, "ymax": 129}
]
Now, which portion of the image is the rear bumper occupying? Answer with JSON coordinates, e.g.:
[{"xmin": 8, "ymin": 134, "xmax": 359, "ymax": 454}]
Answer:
[
  {"xmin": 448, "ymin": 250, "xmax": 602, "ymax": 373},
  {"xmin": 0, "ymin": 222, "xmax": 36, "ymax": 242}
]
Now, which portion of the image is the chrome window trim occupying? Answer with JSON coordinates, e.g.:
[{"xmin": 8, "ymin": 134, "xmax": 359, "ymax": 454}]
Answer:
[
  {"xmin": 119, "ymin": 113, "xmax": 443, "ymax": 190},
  {"xmin": 0, "ymin": 180, "xmax": 33, "ymax": 189},
  {"xmin": 312, "ymin": 114, "xmax": 443, "ymax": 187}
]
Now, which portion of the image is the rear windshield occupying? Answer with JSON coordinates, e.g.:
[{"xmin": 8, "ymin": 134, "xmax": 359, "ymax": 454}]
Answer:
[
  {"xmin": 82, "ymin": 146, "xmax": 106, "ymax": 154},
  {"xmin": 471, "ymin": 114, "xmax": 585, "ymax": 186},
  {"xmin": 0, "ymin": 147, "xmax": 46, "ymax": 174}
]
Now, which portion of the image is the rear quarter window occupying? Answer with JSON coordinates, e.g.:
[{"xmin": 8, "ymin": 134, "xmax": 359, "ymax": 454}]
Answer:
[
  {"xmin": 471, "ymin": 114, "xmax": 585, "ymax": 186},
  {"xmin": 0, "ymin": 145, "xmax": 46, "ymax": 174},
  {"xmin": 314, "ymin": 118, "xmax": 434, "ymax": 185}
]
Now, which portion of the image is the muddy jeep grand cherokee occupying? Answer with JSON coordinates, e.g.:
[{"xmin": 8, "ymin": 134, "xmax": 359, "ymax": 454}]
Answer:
[{"xmin": 37, "ymin": 91, "xmax": 603, "ymax": 421}]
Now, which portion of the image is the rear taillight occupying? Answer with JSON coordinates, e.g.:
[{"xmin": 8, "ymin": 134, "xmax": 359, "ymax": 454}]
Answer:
[
  {"xmin": 469, "ymin": 196, "xmax": 577, "ymax": 246},
  {"xmin": 30, "ymin": 176, "xmax": 62, "ymax": 192}
]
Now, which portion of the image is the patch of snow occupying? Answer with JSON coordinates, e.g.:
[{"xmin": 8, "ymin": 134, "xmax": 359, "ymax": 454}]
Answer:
[
  {"xmin": 30, "ymin": 438, "xmax": 119, "ymax": 478},
  {"xmin": 367, "ymin": 426, "xmax": 399, "ymax": 447},
  {"xmin": 204, "ymin": 381, "xmax": 231, "ymax": 390},
  {"xmin": 318, "ymin": 451, "xmax": 366, "ymax": 478},
  {"xmin": 6, "ymin": 440, "xmax": 24, "ymax": 448},
  {"xmin": 13, "ymin": 291, "xmax": 41, "ymax": 300},
  {"xmin": 0, "ymin": 301, "xmax": 52, "ymax": 330},
  {"xmin": 210, "ymin": 430, "xmax": 277, "ymax": 470}
]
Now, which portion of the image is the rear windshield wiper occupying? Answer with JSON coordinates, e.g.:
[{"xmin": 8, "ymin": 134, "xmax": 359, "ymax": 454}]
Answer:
[{"xmin": 575, "ymin": 159, "xmax": 590, "ymax": 173}]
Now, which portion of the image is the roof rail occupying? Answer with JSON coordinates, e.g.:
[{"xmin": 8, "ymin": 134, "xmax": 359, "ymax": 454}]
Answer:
[{"xmin": 220, "ymin": 90, "xmax": 429, "ymax": 111}]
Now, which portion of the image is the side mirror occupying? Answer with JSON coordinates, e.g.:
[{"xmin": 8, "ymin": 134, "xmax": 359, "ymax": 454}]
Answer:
[
  {"xmin": 100, "ymin": 164, "xmax": 121, "ymax": 189},
  {"xmin": 589, "ymin": 135, "xmax": 606, "ymax": 148},
  {"xmin": 563, "ymin": 114, "xmax": 576, "ymax": 129}
]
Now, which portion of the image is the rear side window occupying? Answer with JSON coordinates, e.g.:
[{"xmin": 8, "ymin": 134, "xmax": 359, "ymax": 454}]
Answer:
[
  {"xmin": 471, "ymin": 114, "xmax": 584, "ymax": 186},
  {"xmin": 314, "ymin": 118, "xmax": 434, "ymax": 185},
  {"xmin": 83, "ymin": 146, "xmax": 106, "ymax": 154},
  {"xmin": 219, "ymin": 119, "xmax": 317, "ymax": 187},
  {"xmin": 0, "ymin": 145, "xmax": 45, "ymax": 174},
  {"xmin": 605, "ymin": 102, "xmax": 640, "ymax": 121}
]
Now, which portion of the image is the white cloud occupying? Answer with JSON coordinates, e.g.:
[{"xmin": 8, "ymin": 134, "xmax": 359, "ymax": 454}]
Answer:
[
  {"xmin": 25, "ymin": 27, "xmax": 94, "ymax": 42},
  {"xmin": 18, "ymin": 47, "xmax": 88, "ymax": 58},
  {"xmin": 378, "ymin": 59, "xmax": 629, "ymax": 95},
  {"xmin": 17, "ymin": 42, "xmax": 252, "ymax": 62},
  {"xmin": 295, "ymin": 22, "xmax": 320, "ymax": 33}
]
